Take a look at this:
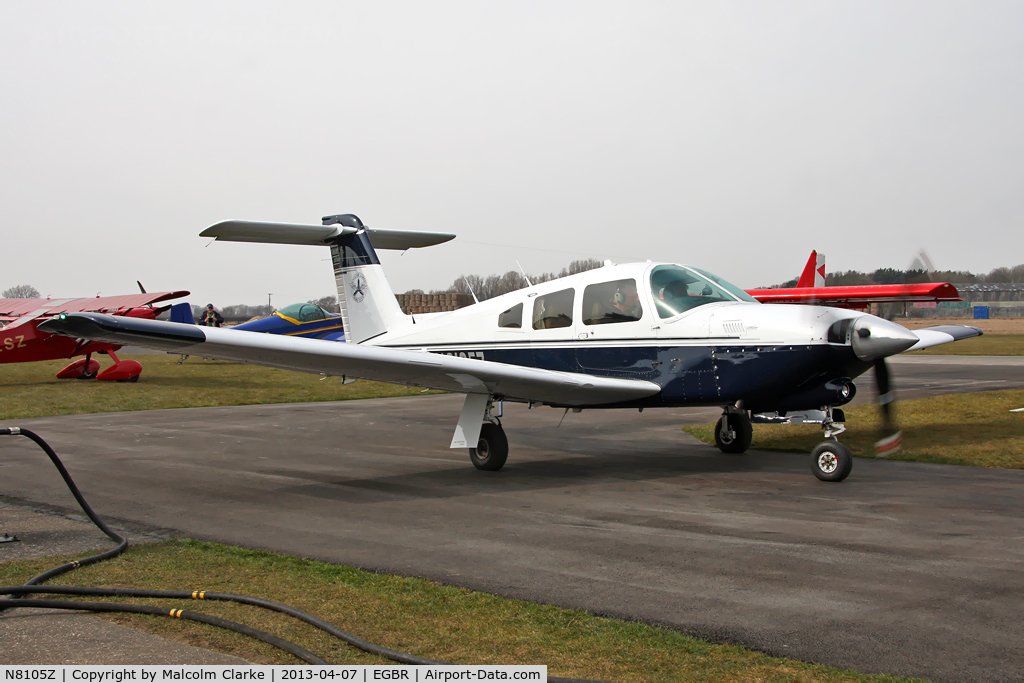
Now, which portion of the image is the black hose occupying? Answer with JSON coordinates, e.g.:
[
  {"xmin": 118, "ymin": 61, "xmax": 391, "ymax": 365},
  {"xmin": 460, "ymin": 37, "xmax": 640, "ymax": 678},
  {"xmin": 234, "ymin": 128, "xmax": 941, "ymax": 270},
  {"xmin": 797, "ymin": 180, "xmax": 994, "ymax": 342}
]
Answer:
[
  {"xmin": 0, "ymin": 427, "xmax": 598, "ymax": 680},
  {"xmin": 0, "ymin": 427, "xmax": 127, "ymax": 591},
  {"xmin": 0, "ymin": 585, "xmax": 442, "ymax": 665},
  {"xmin": 0, "ymin": 598, "xmax": 326, "ymax": 664}
]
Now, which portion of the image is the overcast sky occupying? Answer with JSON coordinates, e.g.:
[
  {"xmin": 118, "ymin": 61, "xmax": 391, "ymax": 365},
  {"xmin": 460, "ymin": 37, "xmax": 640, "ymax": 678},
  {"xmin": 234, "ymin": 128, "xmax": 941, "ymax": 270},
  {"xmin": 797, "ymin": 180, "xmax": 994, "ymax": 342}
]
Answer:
[{"xmin": 2, "ymin": 1, "xmax": 1021, "ymax": 307}]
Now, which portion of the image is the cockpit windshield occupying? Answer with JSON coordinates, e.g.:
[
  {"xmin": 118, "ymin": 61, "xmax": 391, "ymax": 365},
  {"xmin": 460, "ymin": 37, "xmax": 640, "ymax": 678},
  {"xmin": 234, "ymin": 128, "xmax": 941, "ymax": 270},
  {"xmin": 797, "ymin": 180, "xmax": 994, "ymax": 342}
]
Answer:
[
  {"xmin": 650, "ymin": 265, "xmax": 756, "ymax": 319},
  {"xmin": 276, "ymin": 303, "xmax": 329, "ymax": 323}
]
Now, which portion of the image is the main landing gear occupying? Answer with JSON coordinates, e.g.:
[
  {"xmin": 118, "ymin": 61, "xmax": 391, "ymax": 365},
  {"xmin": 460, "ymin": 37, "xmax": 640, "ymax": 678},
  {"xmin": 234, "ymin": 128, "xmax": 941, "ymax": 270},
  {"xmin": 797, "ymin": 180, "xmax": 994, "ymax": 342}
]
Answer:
[
  {"xmin": 56, "ymin": 351, "xmax": 143, "ymax": 382},
  {"xmin": 714, "ymin": 407, "xmax": 752, "ymax": 454},
  {"xmin": 456, "ymin": 396, "xmax": 508, "ymax": 471},
  {"xmin": 470, "ymin": 422, "xmax": 509, "ymax": 471},
  {"xmin": 724, "ymin": 405, "xmax": 854, "ymax": 482}
]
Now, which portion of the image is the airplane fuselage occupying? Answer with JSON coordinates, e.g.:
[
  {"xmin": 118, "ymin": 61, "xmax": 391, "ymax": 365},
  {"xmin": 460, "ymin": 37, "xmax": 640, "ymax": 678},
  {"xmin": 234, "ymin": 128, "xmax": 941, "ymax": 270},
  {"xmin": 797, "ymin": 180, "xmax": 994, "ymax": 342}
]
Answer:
[{"xmin": 366, "ymin": 261, "xmax": 892, "ymax": 412}]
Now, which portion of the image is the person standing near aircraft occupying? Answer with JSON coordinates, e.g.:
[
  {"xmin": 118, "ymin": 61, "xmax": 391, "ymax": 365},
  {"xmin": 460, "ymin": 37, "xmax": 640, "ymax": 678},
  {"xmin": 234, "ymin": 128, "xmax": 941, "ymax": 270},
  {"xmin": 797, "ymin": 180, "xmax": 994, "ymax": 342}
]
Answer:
[{"xmin": 197, "ymin": 304, "xmax": 224, "ymax": 327}]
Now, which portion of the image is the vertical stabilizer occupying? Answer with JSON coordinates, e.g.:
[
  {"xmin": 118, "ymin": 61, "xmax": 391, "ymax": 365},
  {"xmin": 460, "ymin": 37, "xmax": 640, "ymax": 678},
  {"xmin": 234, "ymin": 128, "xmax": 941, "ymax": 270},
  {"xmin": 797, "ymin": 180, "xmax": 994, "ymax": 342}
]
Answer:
[
  {"xmin": 796, "ymin": 251, "xmax": 826, "ymax": 288},
  {"xmin": 324, "ymin": 215, "xmax": 408, "ymax": 343}
]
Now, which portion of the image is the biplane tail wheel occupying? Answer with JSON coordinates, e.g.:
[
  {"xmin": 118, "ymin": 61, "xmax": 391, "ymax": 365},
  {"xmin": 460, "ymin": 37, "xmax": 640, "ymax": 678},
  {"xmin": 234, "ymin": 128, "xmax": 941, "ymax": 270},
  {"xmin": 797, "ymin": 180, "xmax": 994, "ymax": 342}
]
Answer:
[
  {"xmin": 714, "ymin": 412, "xmax": 752, "ymax": 454},
  {"xmin": 811, "ymin": 441, "xmax": 853, "ymax": 482},
  {"xmin": 470, "ymin": 422, "xmax": 509, "ymax": 471}
]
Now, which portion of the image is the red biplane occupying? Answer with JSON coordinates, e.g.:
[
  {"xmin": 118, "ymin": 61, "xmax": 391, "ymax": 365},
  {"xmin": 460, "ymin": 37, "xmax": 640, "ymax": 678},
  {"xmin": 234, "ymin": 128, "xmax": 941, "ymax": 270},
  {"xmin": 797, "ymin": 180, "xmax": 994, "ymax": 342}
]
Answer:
[
  {"xmin": 745, "ymin": 251, "xmax": 962, "ymax": 308},
  {"xmin": 0, "ymin": 291, "xmax": 189, "ymax": 381}
]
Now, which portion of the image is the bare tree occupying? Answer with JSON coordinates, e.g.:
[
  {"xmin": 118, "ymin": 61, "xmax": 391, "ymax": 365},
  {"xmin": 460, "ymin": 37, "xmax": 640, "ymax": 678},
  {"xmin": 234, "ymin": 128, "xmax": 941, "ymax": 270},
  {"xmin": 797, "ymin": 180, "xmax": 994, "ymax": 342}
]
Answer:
[
  {"xmin": 307, "ymin": 295, "xmax": 339, "ymax": 312},
  {"xmin": 445, "ymin": 258, "xmax": 604, "ymax": 301},
  {"xmin": 3, "ymin": 284, "xmax": 41, "ymax": 298}
]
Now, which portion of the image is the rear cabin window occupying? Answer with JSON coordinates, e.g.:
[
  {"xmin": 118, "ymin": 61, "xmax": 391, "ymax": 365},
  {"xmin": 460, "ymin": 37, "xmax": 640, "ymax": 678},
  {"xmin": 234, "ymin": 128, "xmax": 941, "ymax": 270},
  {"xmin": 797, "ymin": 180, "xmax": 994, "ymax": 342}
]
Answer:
[
  {"xmin": 582, "ymin": 278, "xmax": 643, "ymax": 325},
  {"xmin": 532, "ymin": 288, "xmax": 575, "ymax": 330},
  {"xmin": 498, "ymin": 303, "xmax": 523, "ymax": 328}
]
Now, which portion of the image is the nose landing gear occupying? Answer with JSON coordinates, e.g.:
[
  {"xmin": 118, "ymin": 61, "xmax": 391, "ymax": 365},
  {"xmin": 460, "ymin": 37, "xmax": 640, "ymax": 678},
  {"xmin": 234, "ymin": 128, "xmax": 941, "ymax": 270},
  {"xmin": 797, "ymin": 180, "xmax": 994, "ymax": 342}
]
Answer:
[{"xmin": 811, "ymin": 407, "xmax": 851, "ymax": 482}]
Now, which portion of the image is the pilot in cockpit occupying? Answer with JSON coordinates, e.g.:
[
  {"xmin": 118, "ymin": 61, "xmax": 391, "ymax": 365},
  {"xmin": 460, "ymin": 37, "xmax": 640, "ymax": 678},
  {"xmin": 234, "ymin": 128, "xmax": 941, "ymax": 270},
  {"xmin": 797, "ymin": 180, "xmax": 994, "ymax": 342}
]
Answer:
[{"xmin": 613, "ymin": 282, "xmax": 642, "ymax": 319}]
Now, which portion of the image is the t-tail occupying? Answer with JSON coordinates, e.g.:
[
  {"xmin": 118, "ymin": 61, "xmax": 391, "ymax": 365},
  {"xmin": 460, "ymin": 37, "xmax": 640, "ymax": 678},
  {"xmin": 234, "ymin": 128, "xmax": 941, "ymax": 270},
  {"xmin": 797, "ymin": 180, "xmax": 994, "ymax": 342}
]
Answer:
[{"xmin": 199, "ymin": 214, "xmax": 455, "ymax": 343}]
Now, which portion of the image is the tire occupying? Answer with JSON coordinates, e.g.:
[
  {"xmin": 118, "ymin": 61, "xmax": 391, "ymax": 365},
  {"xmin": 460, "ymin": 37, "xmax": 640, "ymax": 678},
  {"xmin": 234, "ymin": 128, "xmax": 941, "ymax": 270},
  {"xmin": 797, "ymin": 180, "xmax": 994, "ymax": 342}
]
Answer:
[
  {"xmin": 469, "ymin": 422, "xmax": 509, "ymax": 471},
  {"xmin": 811, "ymin": 441, "xmax": 853, "ymax": 482},
  {"xmin": 714, "ymin": 412, "xmax": 752, "ymax": 454}
]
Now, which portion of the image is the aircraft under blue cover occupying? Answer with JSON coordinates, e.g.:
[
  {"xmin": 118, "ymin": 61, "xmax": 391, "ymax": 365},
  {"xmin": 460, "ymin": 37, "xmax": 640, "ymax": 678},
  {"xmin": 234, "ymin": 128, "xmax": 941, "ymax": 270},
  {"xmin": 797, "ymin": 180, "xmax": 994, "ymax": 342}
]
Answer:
[{"xmin": 232, "ymin": 303, "xmax": 345, "ymax": 341}]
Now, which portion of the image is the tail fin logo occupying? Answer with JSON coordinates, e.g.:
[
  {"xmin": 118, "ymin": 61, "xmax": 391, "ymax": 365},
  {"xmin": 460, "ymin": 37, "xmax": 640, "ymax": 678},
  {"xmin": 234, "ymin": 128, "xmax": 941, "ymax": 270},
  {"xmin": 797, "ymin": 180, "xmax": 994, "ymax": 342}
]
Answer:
[{"xmin": 350, "ymin": 274, "xmax": 367, "ymax": 303}]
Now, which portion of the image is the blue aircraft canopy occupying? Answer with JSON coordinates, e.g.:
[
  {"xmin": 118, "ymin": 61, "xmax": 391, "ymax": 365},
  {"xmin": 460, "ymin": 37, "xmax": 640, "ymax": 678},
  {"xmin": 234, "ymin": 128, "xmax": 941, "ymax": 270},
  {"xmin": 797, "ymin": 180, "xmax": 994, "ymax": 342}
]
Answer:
[{"xmin": 276, "ymin": 303, "xmax": 330, "ymax": 323}]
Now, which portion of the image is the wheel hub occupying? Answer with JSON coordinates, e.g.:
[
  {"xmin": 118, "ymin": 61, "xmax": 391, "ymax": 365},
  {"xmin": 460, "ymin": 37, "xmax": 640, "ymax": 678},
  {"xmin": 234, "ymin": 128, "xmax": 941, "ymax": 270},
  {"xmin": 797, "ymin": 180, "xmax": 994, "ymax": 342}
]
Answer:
[{"xmin": 818, "ymin": 451, "xmax": 838, "ymax": 473}]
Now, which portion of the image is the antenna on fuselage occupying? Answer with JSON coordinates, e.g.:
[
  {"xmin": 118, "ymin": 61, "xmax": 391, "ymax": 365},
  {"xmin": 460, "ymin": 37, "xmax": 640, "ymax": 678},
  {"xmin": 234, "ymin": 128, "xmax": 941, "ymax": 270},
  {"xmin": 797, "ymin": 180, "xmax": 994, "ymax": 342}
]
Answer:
[
  {"xmin": 461, "ymin": 276, "xmax": 480, "ymax": 304},
  {"xmin": 515, "ymin": 260, "xmax": 533, "ymax": 287}
]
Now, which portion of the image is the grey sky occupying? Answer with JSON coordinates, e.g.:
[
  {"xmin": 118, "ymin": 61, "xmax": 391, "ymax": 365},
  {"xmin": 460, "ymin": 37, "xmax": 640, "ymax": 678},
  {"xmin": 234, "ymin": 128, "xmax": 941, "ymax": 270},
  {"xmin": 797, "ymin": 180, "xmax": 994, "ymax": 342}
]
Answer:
[{"xmin": 2, "ymin": 1, "xmax": 1021, "ymax": 307}]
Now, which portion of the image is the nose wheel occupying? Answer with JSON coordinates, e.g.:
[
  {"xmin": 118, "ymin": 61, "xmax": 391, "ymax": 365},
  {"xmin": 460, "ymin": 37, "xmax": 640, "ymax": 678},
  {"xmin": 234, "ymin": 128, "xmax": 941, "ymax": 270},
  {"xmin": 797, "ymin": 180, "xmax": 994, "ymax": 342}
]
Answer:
[
  {"xmin": 811, "ymin": 407, "xmax": 852, "ymax": 482},
  {"xmin": 811, "ymin": 441, "xmax": 852, "ymax": 482}
]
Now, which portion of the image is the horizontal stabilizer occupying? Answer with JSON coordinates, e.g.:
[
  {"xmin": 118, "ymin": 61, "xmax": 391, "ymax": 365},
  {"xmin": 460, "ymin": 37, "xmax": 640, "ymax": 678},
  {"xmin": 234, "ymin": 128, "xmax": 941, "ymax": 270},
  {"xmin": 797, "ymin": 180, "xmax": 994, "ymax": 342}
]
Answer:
[
  {"xmin": 201, "ymin": 220, "xmax": 455, "ymax": 250},
  {"xmin": 38, "ymin": 313, "xmax": 662, "ymax": 407}
]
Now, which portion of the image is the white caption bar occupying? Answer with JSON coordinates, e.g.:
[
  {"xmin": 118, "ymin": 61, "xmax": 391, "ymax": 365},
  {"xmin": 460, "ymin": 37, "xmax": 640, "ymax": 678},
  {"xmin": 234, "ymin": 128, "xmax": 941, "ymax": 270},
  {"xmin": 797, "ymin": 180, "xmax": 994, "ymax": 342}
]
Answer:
[{"xmin": 0, "ymin": 666, "xmax": 547, "ymax": 683}]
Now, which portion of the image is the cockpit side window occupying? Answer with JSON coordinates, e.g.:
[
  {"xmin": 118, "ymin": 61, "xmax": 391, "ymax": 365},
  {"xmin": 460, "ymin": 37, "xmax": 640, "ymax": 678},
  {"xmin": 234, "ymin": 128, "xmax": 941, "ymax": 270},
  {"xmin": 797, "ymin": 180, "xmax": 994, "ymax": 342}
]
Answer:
[
  {"xmin": 532, "ymin": 288, "xmax": 575, "ymax": 330},
  {"xmin": 498, "ymin": 303, "xmax": 523, "ymax": 328},
  {"xmin": 650, "ymin": 265, "xmax": 741, "ymax": 318},
  {"xmin": 582, "ymin": 279, "xmax": 643, "ymax": 325}
]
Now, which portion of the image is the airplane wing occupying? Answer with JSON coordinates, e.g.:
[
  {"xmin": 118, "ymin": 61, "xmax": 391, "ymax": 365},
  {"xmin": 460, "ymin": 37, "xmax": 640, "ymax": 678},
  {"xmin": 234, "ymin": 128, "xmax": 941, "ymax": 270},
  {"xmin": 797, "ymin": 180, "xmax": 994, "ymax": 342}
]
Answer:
[
  {"xmin": 905, "ymin": 324, "xmax": 984, "ymax": 352},
  {"xmin": 0, "ymin": 292, "xmax": 190, "ymax": 330},
  {"xmin": 0, "ymin": 292, "xmax": 189, "ymax": 319},
  {"xmin": 38, "ymin": 313, "xmax": 662, "ymax": 406},
  {"xmin": 746, "ymin": 282, "xmax": 962, "ymax": 307}
]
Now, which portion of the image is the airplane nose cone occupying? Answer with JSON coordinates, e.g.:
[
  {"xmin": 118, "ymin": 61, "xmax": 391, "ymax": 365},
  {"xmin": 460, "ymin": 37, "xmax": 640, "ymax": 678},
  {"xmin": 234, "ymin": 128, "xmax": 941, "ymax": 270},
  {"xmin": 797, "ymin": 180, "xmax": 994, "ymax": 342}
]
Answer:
[{"xmin": 851, "ymin": 316, "xmax": 919, "ymax": 360}]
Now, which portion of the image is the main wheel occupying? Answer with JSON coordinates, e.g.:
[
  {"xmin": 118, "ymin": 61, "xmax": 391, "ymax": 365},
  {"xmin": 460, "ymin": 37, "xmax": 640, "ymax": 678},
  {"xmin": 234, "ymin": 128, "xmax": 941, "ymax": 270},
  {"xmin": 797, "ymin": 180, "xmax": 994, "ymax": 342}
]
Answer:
[
  {"xmin": 811, "ymin": 441, "xmax": 853, "ymax": 482},
  {"xmin": 714, "ymin": 412, "xmax": 752, "ymax": 454},
  {"xmin": 469, "ymin": 422, "xmax": 509, "ymax": 471}
]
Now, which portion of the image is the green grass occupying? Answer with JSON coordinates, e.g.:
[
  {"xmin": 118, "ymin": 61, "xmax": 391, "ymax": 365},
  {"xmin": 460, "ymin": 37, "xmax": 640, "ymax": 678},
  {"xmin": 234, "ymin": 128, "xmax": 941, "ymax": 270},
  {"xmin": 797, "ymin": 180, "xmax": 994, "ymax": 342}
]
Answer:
[
  {"xmin": 0, "ymin": 540, "xmax": 913, "ymax": 681},
  {"xmin": 910, "ymin": 334, "xmax": 1024, "ymax": 355},
  {"xmin": 684, "ymin": 389, "xmax": 1024, "ymax": 469},
  {"xmin": 0, "ymin": 355, "xmax": 442, "ymax": 421}
]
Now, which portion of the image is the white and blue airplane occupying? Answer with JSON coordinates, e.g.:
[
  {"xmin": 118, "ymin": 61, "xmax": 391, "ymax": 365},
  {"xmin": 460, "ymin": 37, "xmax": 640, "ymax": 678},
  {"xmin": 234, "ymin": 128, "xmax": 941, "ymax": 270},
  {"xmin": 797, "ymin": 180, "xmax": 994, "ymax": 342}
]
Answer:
[{"xmin": 39, "ymin": 213, "xmax": 982, "ymax": 482}]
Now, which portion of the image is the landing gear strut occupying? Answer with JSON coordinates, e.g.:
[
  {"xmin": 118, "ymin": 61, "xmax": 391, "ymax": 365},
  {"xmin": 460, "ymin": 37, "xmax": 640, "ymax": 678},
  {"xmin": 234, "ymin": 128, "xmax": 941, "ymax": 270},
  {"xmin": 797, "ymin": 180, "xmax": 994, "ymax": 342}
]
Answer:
[
  {"xmin": 715, "ymin": 407, "xmax": 752, "ymax": 454},
  {"xmin": 811, "ymin": 407, "xmax": 852, "ymax": 482}
]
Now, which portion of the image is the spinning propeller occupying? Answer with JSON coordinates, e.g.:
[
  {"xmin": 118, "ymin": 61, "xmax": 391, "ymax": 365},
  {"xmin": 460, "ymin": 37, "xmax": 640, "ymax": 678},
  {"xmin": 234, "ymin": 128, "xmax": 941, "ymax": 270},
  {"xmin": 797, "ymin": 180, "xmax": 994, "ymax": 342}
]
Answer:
[{"xmin": 850, "ymin": 318, "xmax": 915, "ymax": 455}]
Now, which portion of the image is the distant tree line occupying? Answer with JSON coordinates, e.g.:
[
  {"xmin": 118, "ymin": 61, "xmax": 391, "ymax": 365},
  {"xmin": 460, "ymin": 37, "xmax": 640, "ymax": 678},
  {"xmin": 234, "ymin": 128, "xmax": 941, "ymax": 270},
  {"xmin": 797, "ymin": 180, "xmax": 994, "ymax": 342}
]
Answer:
[
  {"xmin": 403, "ymin": 258, "xmax": 604, "ymax": 301},
  {"xmin": 768, "ymin": 263, "xmax": 1024, "ymax": 289}
]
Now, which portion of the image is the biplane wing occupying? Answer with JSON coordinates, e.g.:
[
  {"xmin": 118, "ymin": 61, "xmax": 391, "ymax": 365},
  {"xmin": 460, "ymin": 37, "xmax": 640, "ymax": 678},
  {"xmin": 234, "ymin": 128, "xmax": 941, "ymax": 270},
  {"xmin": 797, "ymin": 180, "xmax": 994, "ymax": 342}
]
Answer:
[{"xmin": 0, "ymin": 291, "xmax": 190, "ymax": 327}]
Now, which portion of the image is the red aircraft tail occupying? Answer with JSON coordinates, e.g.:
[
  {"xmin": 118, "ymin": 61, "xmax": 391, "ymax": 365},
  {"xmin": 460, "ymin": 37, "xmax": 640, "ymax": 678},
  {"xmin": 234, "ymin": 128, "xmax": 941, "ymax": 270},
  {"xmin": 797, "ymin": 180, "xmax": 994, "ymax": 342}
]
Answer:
[{"xmin": 796, "ymin": 251, "xmax": 826, "ymax": 288}]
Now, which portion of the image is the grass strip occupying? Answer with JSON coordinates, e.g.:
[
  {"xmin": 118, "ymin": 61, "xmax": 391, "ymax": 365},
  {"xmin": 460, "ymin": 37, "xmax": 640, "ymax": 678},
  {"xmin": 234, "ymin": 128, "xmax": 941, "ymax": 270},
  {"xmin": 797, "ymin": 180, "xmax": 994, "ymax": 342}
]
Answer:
[
  {"xmin": 0, "ymin": 356, "xmax": 441, "ymax": 421},
  {"xmin": 684, "ymin": 389, "xmax": 1024, "ymax": 469},
  {"xmin": 909, "ymin": 334, "xmax": 1024, "ymax": 355},
  {"xmin": 0, "ymin": 540, "xmax": 913, "ymax": 681}
]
